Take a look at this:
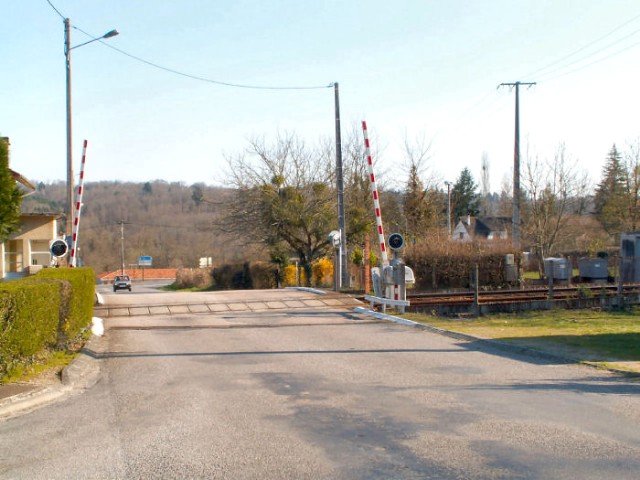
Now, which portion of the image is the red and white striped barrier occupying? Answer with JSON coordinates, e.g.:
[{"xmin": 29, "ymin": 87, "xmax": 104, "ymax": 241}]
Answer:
[
  {"xmin": 70, "ymin": 140, "xmax": 88, "ymax": 268},
  {"xmin": 361, "ymin": 121, "xmax": 389, "ymax": 267}
]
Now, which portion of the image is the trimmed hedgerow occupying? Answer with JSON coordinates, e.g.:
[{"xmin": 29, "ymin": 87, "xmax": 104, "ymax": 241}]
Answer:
[
  {"xmin": 0, "ymin": 280, "xmax": 60, "ymax": 379},
  {"xmin": 36, "ymin": 267, "xmax": 95, "ymax": 346},
  {"xmin": 405, "ymin": 239, "xmax": 520, "ymax": 290}
]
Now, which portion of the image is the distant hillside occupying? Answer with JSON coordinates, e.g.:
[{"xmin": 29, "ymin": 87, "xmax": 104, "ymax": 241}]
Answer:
[{"xmin": 22, "ymin": 181, "xmax": 261, "ymax": 273}]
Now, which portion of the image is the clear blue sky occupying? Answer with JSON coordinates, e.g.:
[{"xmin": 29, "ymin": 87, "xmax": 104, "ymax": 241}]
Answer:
[{"xmin": 3, "ymin": 1, "xmax": 640, "ymax": 193}]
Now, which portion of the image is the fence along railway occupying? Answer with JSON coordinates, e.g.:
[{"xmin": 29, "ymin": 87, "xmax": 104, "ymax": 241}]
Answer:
[{"xmin": 404, "ymin": 283, "xmax": 640, "ymax": 316}]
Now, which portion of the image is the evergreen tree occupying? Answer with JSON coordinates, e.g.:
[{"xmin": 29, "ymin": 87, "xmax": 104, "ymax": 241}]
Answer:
[
  {"xmin": 451, "ymin": 167, "xmax": 480, "ymax": 220},
  {"xmin": 191, "ymin": 183, "xmax": 204, "ymax": 205},
  {"xmin": 594, "ymin": 145, "xmax": 626, "ymax": 234},
  {"xmin": 0, "ymin": 138, "xmax": 22, "ymax": 242},
  {"xmin": 403, "ymin": 163, "xmax": 431, "ymax": 238}
]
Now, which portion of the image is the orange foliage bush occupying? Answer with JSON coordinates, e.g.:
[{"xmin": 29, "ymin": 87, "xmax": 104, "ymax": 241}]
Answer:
[{"xmin": 312, "ymin": 257, "xmax": 334, "ymax": 287}]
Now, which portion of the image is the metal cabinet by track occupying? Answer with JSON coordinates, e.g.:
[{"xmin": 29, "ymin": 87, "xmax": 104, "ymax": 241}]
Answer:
[
  {"xmin": 544, "ymin": 257, "xmax": 570, "ymax": 282},
  {"xmin": 620, "ymin": 233, "xmax": 640, "ymax": 282}
]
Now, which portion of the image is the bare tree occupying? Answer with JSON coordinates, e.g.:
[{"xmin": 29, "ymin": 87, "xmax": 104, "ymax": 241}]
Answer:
[
  {"xmin": 340, "ymin": 126, "xmax": 377, "ymax": 245},
  {"xmin": 621, "ymin": 140, "xmax": 640, "ymax": 233},
  {"xmin": 480, "ymin": 152, "xmax": 491, "ymax": 216},
  {"xmin": 221, "ymin": 133, "xmax": 336, "ymax": 284},
  {"xmin": 400, "ymin": 133, "xmax": 440, "ymax": 239},
  {"xmin": 521, "ymin": 144, "xmax": 590, "ymax": 272},
  {"xmin": 496, "ymin": 173, "xmax": 512, "ymax": 218}
]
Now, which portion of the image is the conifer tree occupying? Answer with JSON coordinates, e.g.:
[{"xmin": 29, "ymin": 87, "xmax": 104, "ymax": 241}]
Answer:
[
  {"xmin": 594, "ymin": 145, "xmax": 626, "ymax": 234},
  {"xmin": 451, "ymin": 167, "xmax": 480, "ymax": 220},
  {"xmin": 403, "ymin": 163, "xmax": 429, "ymax": 237},
  {"xmin": 0, "ymin": 138, "xmax": 22, "ymax": 242}
]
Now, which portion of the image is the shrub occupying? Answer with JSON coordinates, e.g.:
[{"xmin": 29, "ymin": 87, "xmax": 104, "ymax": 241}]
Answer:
[
  {"xmin": 36, "ymin": 267, "xmax": 95, "ymax": 346},
  {"xmin": 0, "ymin": 280, "xmax": 60, "ymax": 380},
  {"xmin": 248, "ymin": 262, "xmax": 278, "ymax": 289},
  {"xmin": 283, "ymin": 264, "xmax": 306, "ymax": 287},
  {"xmin": 210, "ymin": 260, "xmax": 334, "ymax": 289},
  {"xmin": 312, "ymin": 257, "xmax": 333, "ymax": 287},
  {"xmin": 175, "ymin": 268, "xmax": 212, "ymax": 289},
  {"xmin": 405, "ymin": 239, "xmax": 519, "ymax": 290},
  {"xmin": 209, "ymin": 262, "xmax": 278, "ymax": 290}
]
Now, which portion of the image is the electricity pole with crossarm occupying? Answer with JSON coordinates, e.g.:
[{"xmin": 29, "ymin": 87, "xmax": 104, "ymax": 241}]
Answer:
[{"xmin": 498, "ymin": 81, "xmax": 536, "ymax": 249}]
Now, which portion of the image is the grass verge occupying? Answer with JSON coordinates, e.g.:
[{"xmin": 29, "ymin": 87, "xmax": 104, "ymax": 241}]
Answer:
[
  {"xmin": 402, "ymin": 308, "xmax": 640, "ymax": 373},
  {"xmin": 1, "ymin": 349, "xmax": 78, "ymax": 384},
  {"xmin": 161, "ymin": 284, "xmax": 203, "ymax": 292}
]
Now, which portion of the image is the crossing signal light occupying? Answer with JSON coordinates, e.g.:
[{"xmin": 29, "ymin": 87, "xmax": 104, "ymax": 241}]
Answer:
[
  {"xmin": 50, "ymin": 239, "xmax": 69, "ymax": 258},
  {"xmin": 388, "ymin": 233, "xmax": 405, "ymax": 251}
]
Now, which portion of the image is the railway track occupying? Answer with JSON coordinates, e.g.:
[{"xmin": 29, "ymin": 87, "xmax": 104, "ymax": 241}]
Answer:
[{"xmin": 406, "ymin": 283, "xmax": 640, "ymax": 309}]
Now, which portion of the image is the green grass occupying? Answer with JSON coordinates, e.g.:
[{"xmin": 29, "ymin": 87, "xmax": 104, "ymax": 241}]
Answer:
[
  {"xmin": 402, "ymin": 308, "xmax": 640, "ymax": 372},
  {"xmin": 1, "ymin": 350, "xmax": 78, "ymax": 384},
  {"xmin": 522, "ymin": 268, "xmax": 581, "ymax": 280},
  {"xmin": 160, "ymin": 284, "xmax": 203, "ymax": 292}
]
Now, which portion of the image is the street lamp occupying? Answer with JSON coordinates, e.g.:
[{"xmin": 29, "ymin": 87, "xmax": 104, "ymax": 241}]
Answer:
[{"xmin": 64, "ymin": 18, "xmax": 118, "ymax": 237}]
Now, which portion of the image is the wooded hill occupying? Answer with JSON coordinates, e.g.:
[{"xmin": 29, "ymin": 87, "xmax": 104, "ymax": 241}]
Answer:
[{"xmin": 21, "ymin": 181, "xmax": 260, "ymax": 274}]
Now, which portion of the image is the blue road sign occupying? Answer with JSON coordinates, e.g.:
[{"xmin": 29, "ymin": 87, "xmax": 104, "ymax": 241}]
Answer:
[{"xmin": 138, "ymin": 255, "xmax": 153, "ymax": 266}]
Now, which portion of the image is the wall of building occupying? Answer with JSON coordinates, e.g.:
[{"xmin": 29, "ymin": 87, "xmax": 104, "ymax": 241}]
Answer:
[{"xmin": 1, "ymin": 215, "xmax": 57, "ymax": 279}]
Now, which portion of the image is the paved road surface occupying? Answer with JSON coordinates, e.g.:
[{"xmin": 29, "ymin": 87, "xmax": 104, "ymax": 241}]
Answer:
[{"xmin": 1, "ymin": 288, "xmax": 640, "ymax": 479}]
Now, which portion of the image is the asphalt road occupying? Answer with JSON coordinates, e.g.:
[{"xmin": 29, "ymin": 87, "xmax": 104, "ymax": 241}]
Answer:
[
  {"xmin": 99, "ymin": 279, "xmax": 173, "ymax": 296},
  {"xmin": 1, "ymin": 289, "xmax": 640, "ymax": 479}
]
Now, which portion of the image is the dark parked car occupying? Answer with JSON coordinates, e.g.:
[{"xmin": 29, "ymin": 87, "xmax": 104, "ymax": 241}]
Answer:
[{"xmin": 113, "ymin": 274, "xmax": 132, "ymax": 292}]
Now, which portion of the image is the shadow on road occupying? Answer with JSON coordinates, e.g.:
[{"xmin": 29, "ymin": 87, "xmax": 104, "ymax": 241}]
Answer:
[{"xmin": 82, "ymin": 347, "xmax": 462, "ymax": 360}]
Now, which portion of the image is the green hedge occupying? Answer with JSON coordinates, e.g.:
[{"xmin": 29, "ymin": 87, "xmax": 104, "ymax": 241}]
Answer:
[
  {"xmin": 36, "ymin": 267, "xmax": 95, "ymax": 344},
  {"xmin": 0, "ymin": 280, "xmax": 60, "ymax": 378},
  {"xmin": 0, "ymin": 267, "xmax": 95, "ymax": 380}
]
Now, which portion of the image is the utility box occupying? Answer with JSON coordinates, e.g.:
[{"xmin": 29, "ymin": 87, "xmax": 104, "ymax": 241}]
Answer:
[
  {"xmin": 382, "ymin": 265, "xmax": 415, "ymax": 285},
  {"xmin": 578, "ymin": 257, "xmax": 608, "ymax": 281},
  {"xmin": 620, "ymin": 233, "xmax": 640, "ymax": 282},
  {"xmin": 505, "ymin": 254, "xmax": 517, "ymax": 282},
  {"xmin": 544, "ymin": 257, "xmax": 570, "ymax": 281},
  {"xmin": 371, "ymin": 267, "xmax": 383, "ymax": 297},
  {"xmin": 404, "ymin": 266, "xmax": 415, "ymax": 284}
]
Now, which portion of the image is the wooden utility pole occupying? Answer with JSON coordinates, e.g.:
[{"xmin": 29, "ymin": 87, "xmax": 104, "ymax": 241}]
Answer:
[
  {"xmin": 120, "ymin": 220, "xmax": 125, "ymax": 274},
  {"xmin": 499, "ymin": 81, "xmax": 536, "ymax": 249},
  {"xmin": 334, "ymin": 82, "xmax": 348, "ymax": 289}
]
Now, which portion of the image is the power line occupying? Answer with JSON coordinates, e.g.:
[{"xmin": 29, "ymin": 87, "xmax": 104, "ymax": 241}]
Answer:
[
  {"xmin": 428, "ymin": 13, "xmax": 640, "ymax": 154},
  {"xmin": 428, "ymin": 89, "xmax": 497, "ymax": 148},
  {"xmin": 524, "ymin": 12, "xmax": 640, "ymax": 82},
  {"xmin": 428, "ymin": 87, "xmax": 511, "ymax": 161},
  {"xmin": 78, "ymin": 27, "xmax": 333, "ymax": 91},
  {"xmin": 536, "ymin": 25, "xmax": 640, "ymax": 83},
  {"xmin": 540, "ymin": 37, "xmax": 640, "ymax": 84},
  {"xmin": 44, "ymin": 0, "xmax": 332, "ymax": 91},
  {"xmin": 44, "ymin": 0, "xmax": 65, "ymax": 19}
]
